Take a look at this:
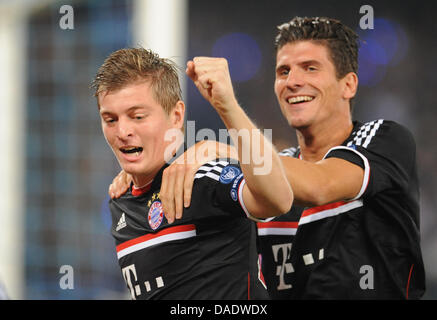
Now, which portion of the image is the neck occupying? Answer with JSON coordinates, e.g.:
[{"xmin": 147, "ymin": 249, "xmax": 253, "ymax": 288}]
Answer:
[
  {"xmin": 132, "ymin": 168, "xmax": 161, "ymax": 189},
  {"xmin": 133, "ymin": 179, "xmax": 153, "ymax": 190},
  {"xmin": 297, "ymin": 118, "xmax": 353, "ymax": 163}
]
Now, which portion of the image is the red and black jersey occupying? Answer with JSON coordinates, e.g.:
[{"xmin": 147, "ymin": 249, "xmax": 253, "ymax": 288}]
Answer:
[
  {"xmin": 259, "ymin": 120, "xmax": 425, "ymax": 299},
  {"xmin": 110, "ymin": 158, "xmax": 268, "ymax": 300}
]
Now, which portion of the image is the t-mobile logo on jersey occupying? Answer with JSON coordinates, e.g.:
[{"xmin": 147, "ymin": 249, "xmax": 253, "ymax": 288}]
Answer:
[
  {"xmin": 272, "ymin": 243, "xmax": 293, "ymax": 290},
  {"xmin": 122, "ymin": 264, "xmax": 140, "ymax": 299},
  {"xmin": 121, "ymin": 264, "xmax": 165, "ymax": 299}
]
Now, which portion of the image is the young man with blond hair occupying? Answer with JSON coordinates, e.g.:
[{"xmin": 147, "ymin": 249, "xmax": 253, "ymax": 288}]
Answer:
[{"xmin": 92, "ymin": 48, "xmax": 292, "ymax": 299}]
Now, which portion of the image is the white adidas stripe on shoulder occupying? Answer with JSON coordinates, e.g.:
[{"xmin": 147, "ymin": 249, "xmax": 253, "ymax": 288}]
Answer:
[
  {"xmin": 347, "ymin": 119, "xmax": 384, "ymax": 148},
  {"xmin": 279, "ymin": 147, "xmax": 298, "ymax": 157},
  {"xmin": 194, "ymin": 160, "xmax": 230, "ymax": 181}
]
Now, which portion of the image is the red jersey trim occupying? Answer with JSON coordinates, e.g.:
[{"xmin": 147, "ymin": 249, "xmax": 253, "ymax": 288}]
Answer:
[
  {"xmin": 116, "ymin": 224, "xmax": 196, "ymax": 259},
  {"xmin": 257, "ymin": 221, "xmax": 298, "ymax": 236},
  {"xmin": 406, "ymin": 264, "xmax": 414, "ymax": 300},
  {"xmin": 131, "ymin": 183, "xmax": 152, "ymax": 196},
  {"xmin": 299, "ymin": 199, "xmax": 363, "ymax": 225}
]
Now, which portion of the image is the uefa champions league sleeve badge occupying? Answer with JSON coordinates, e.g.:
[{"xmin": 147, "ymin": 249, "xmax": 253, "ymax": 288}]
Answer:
[{"xmin": 219, "ymin": 165, "xmax": 242, "ymax": 184}]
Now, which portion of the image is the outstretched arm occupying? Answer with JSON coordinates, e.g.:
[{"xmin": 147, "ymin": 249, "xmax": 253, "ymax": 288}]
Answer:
[
  {"xmin": 185, "ymin": 57, "xmax": 293, "ymax": 219},
  {"xmin": 108, "ymin": 57, "xmax": 293, "ymax": 221}
]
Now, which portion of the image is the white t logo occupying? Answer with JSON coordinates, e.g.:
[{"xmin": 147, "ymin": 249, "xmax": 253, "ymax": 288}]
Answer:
[
  {"xmin": 121, "ymin": 264, "xmax": 141, "ymax": 299},
  {"xmin": 272, "ymin": 243, "xmax": 293, "ymax": 290}
]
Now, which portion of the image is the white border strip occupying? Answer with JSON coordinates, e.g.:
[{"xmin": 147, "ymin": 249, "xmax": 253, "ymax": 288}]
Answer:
[
  {"xmin": 238, "ymin": 179, "xmax": 267, "ymax": 223},
  {"xmin": 299, "ymin": 199, "xmax": 363, "ymax": 225},
  {"xmin": 117, "ymin": 230, "xmax": 196, "ymax": 259},
  {"xmin": 323, "ymin": 146, "xmax": 370, "ymax": 200},
  {"xmin": 257, "ymin": 227, "xmax": 297, "ymax": 236}
]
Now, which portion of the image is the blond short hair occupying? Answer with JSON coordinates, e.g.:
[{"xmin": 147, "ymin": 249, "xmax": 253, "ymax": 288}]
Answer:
[{"xmin": 91, "ymin": 47, "xmax": 182, "ymax": 115}]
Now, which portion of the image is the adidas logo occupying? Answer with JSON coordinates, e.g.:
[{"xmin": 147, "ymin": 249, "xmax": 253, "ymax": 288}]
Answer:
[{"xmin": 116, "ymin": 213, "xmax": 127, "ymax": 231}]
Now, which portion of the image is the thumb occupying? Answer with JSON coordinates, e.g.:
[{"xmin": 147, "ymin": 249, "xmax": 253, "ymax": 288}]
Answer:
[{"xmin": 186, "ymin": 61, "xmax": 196, "ymax": 81}]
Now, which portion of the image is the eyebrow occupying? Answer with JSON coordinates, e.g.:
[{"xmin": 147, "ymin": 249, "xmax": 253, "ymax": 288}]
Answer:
[
  {"xmin": 298, "ymin": 59, "xmax": 322, "ymax": 67},
  {"xmin": 99, "ymin": 105, "xmax": 150, "ymax": 115},
  {"xmin": 276, "ymin": 59, "xmax": 322, "ymax": 71},
  {"xmin": 126, "ymin": 105, "xmax": 149, "ymax": 112},
  {"xmin": 275, "ymin": 64, "xmax": 289, "ymax": 72}
]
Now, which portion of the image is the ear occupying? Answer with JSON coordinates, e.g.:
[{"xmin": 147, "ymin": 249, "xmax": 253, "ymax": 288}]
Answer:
[
  {"xmin": 341, "ymin": 72, "xmax": 358, "ymax": 100},
  {"xmin": 170, "ymin": 100, "xmax": 185, "ymax": 130}
]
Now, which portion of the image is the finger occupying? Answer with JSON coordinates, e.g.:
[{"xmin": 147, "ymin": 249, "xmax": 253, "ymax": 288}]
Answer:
[
  {"xmin": 183, "ymin": 165, "xmax": 196, "ymax": 208},
  {"xmin": 160, "ymin": 169, "xmax": 169, "ymax": 222},
  {"xmin": 186, "ymin": 60, "xmax": 196, "ymax": 80},
  {"xmin": 174, "ymin": 165, "xmax": 185, "ymax": 220},
  {"xmin": 109, "ymin": 171, "xmax": 124, "ymax": 198},
  {"xmin": 195, "ymin": 74, "xmax": 214, "ymax": 97},
  {"xmin": 161, "ymin": 167, "xmax": 176, "ymax": 224},
  {"xmin": 108, "ymin": 174, "xmax": 120, "ymax": 197},
  {"xmin": 123, "ymin": 172, "xmax": 132, "ymax": 186},
  {"xmin": 108, "ymin": 183, "xmax": 115, "ymax": 198},
  {"xmin": 116, "ymin": 174, "xmax": 130, "ymax": 198}
]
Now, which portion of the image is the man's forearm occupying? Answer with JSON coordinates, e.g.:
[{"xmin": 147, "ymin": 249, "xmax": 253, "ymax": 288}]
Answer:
[
  {"xmin": 186, "ymin": 56, "xmax": 292, "ymax": 217},
  {"xmin": 217, "ymin": 101, "xmax": 293, "ymax": 216}
]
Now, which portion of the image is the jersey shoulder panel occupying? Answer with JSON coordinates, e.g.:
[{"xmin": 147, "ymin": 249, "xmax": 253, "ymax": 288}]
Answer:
[
  {"xmin": 194, "ymin": 159, "xmax": 235, "ymax": 183},
  {"xmin": 346, "ymin": 120, "xmax": 416, "ymax": 160},
  {"xmin": 326, "ymin": 120, "xmax": 418, "ymax": 198},
  {"xmin": 189, "ymin": 158, "xmax": 250, "ymax": 220}
]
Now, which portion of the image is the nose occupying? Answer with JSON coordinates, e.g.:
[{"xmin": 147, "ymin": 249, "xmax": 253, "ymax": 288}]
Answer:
[
  {"xmin": 117, "ymin": 118, "xmax": 133, "ymax": 140},
  {"xmin": 285, "ymin": 69, "xmax": 305, "ymax": 90}
]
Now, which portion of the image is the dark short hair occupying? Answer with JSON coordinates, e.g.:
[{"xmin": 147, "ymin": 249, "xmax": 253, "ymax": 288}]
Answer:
[
  {"xmin": 275, "ymin": 16, "xmax": 359, "ymax": 80},
  {"xmin": 91, "ymin": 47, "xmax": 182, "ymax": 115}
]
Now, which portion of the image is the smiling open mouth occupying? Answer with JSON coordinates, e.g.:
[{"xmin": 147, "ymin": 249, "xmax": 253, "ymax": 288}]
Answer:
[
  {"xmin": 120, "ymin": 146, "xmax": 143, "ymax": 156},
  {"xmin": 287, "ymin": 96, "xmax": 314, "ymax": 104}
]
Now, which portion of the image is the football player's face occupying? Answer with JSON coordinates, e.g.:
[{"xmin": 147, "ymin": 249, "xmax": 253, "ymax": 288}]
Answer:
[
  {"xmin": 274, "ymin": 41, "xmax": 347, "ymax": 130},
  {"xmin": 99, "ymin": 81, "xmax": 184, "ymax": 186}
]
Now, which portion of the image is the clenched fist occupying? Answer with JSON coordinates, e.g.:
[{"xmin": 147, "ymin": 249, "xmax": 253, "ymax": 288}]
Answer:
[{"xmin": 186, "ymin": 57, "xmax": 239, "ymax": 114}]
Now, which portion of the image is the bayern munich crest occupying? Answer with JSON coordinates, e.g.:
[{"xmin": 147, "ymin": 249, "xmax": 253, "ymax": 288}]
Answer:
[{"xmin": 148, "ymin": 201, "xmax": 164, "ymax": 230}]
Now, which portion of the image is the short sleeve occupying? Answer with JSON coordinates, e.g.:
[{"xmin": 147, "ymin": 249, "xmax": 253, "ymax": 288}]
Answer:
[
  {"xmin": 194, "ymin": 159, "xmax": 265, "ymax": 222},
  {"xmin": 324, "ymin": 120, "xmax": 416, "ymax": 199}
]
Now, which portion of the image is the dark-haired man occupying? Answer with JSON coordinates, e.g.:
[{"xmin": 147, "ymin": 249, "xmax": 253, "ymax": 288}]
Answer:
[
  {"xmin": 111, "ymin": 17, "xmax": 426, "ymax": 299},
  {"xmin": 259, "ymin": 16, "xmax": 425, "ymax": 299}
]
